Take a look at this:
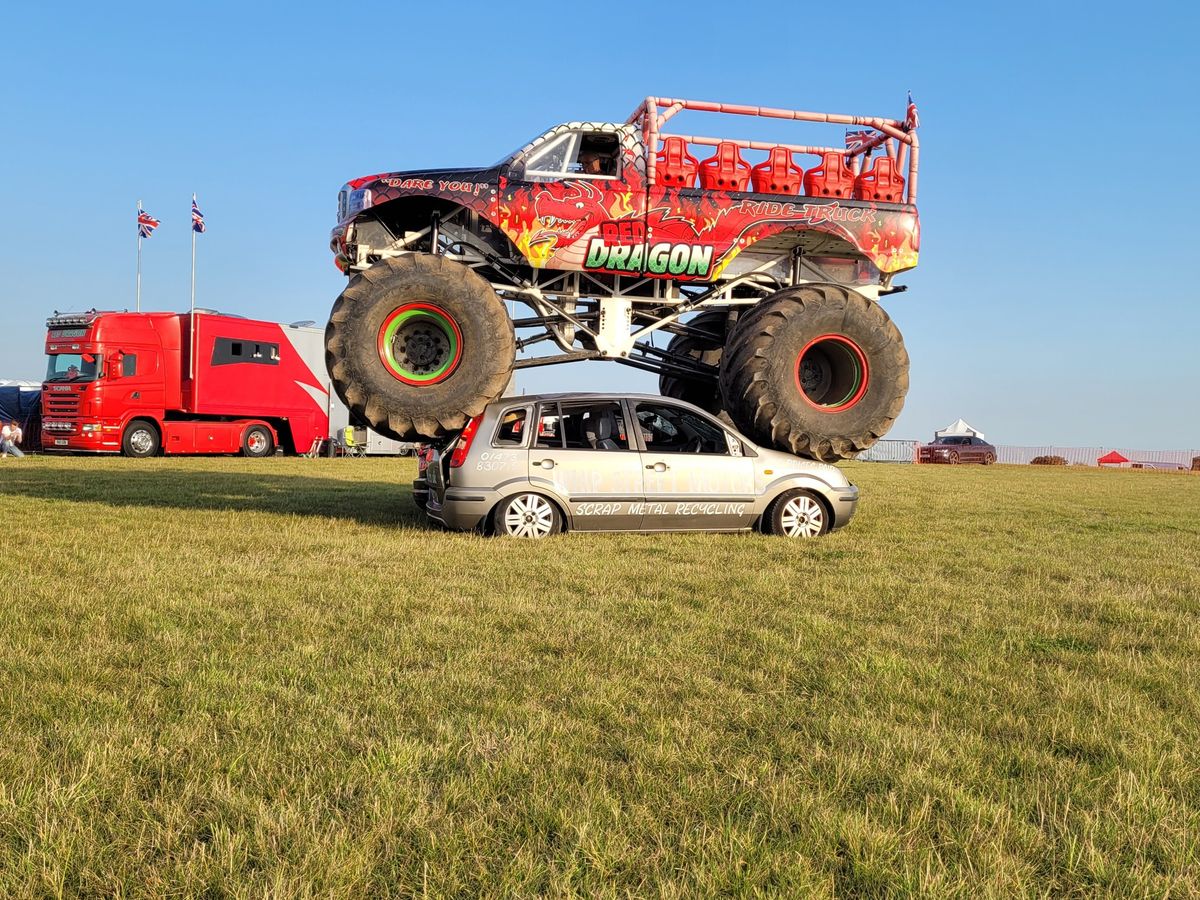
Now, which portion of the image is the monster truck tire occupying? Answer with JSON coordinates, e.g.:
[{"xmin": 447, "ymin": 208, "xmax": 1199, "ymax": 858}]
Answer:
[
  {"xmin": 657, "ymin": 308, "xmax": 733, "ymax": 415},
  {"xmin": 719, "ymin": 284, "xmax": 908, "ymax": 462},
  {"xmin": 325, "ymin": 254, "xmax": 516, "ymax": 441}
]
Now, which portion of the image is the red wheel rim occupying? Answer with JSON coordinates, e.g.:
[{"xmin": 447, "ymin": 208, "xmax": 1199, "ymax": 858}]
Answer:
[
  {"xmin": 377, "ymin": 303, "xmax": 463, "ymax": 385},
  {"xmin": 794, "ymin": 334, "xmax": 869, "ymax": 412}
]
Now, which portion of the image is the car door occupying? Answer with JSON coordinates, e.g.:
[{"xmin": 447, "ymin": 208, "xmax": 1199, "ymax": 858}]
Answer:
[
  {"xmin": 632, "ymin": 400, "xmax": 757, "ymax": 531},
  {"xmin": 528, "ymin": 400, "xmax": 644, "ymax": 531},
  {"xmin": 500, "ymin": 127, "xmax": 647, "ymax": 275}
]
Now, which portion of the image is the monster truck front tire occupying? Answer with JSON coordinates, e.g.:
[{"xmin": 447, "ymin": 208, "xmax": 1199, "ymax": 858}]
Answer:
[
  {"xmin": 720, "ymin": 284, "xmax": 908, "ymax": 462},
  {"xmin": 325, "ymin": 255, "xmax": 516, "ymax": 441},
  {"xmin": 657, "ymin": 308, "xmax": 732, "ymax": 415}
]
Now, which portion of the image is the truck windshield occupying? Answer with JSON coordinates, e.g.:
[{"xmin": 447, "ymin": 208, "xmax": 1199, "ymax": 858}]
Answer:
[{"xmin": 45, "ymin": 352, "xmax": 101, "ymax": 383}]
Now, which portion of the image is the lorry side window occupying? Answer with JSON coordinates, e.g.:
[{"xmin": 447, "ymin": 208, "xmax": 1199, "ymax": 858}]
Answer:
[
  {"xmin": 212, "ymin": 337, "xmax": 280, "ymax": 366},
  {"xmin": 122, "ymin": 354, "xmax": 137, "ymax": 377}
]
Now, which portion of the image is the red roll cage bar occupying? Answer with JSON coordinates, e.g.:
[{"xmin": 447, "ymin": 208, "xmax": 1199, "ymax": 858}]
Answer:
[{"xmin": 627, "ymin": 96, "xmax": 920, "ymax": 204}]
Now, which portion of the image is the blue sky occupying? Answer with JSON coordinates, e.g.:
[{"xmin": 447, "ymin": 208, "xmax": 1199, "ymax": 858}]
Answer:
[{"xmin": 2, "ymin": 1, "xmax": 1197, "ymax": 447}]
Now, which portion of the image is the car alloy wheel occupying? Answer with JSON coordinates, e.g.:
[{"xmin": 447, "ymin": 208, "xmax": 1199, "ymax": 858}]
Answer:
[
  {"xmin": 779, "ymin": 493, "xmax": 825, "ymax": 538},
  {"xmin": 501, "ymin": 494, "xmax": 557, "ymax": 539}
]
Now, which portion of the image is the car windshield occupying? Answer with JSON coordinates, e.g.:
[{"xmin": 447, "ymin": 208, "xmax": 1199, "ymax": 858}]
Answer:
[{"xmin": 45, "ymin": 352, "xmax": 101, "ymax": 383}]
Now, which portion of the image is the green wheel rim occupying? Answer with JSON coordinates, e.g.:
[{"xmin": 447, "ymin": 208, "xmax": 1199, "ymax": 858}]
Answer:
[{"xmin": 377, "ymin": 303, "xmax": 463, "ymax": 385}]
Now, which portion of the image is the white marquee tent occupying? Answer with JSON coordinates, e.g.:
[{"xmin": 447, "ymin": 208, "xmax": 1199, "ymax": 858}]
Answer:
[{"xmin": 934, "ymin": 418, "xmax": 985, "ymax": 440}]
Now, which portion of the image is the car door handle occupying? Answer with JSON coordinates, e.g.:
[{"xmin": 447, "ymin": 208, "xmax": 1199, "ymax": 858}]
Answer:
[
  {"xmin": 646, "ymin": 461, "xmax": 669, "ymax": 472},
  {"xmin": 533, "ymin": 459, "xmax": 555, "ymax": 469}
]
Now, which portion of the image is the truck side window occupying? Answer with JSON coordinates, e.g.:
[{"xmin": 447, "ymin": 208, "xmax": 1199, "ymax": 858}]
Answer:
[
  {"xmin": 121, "ymin": 354, "xmax": 137, "ymax": 377},
  {"xmin": 524, "ymin": 131, "xmax": 620, "ymax": 180},
  {"xmin": 212, "ymin": 338, "xmax": 281, "ymax": 366}
]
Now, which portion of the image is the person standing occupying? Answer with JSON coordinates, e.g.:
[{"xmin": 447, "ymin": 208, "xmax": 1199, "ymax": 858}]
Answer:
[{"xmin": 1, "ymin": 420, "xmax": 25, "ymax": 458}]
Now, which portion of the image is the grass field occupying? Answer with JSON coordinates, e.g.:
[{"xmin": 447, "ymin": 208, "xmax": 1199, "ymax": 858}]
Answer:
[{"xmin": 1, "ymin": 455, "xmax": 1198, "ymax": 897}]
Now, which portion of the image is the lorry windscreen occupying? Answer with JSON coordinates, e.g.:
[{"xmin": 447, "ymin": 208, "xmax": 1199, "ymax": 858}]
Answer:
[{"xmin": 45, "ymin": 352, "xmax": 100, "ymax": 383}]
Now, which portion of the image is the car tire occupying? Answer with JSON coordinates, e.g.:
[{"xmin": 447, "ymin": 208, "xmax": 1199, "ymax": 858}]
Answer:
[
  {"xmin": 983, "ymin": 452, "xmax": 996, "ymax": 465},
  {"xmin": 325, "ymin": 254, "xmax": 515, "ymax": 441},
  {"xmin": 121, "ymin": 420, "xmax": 160, "ymax": 458},
  {"xmin": 764, "ymin": 488, "xmax": 830, "ymax": 538},
  {"xmin": 492, "ymin": 492, "xmax": 563, "ymax": 539},
  {"xmin": 720, "ymin": 283, "xmax": 908, "ymax": 462},
  {"xmin": 948, "ymin": 450, "xmax": 960, "ymax": 465},
  {"xmin": 242, "ymin": 424, "xmax": 274, "ymax": 458}
]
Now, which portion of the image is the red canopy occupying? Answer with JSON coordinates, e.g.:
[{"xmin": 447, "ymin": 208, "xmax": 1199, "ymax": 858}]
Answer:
[{"xmin": 1098, "ymin": 451, "xmax": 1129, "ymax": 465}]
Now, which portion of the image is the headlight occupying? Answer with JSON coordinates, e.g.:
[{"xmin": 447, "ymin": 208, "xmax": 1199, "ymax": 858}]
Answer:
[
  {"xmin": 347, "ymin": 188, "xmax": 373, "ymax": 217},
  {"xmin": 81, "ymin": 423, "xmax": 101, "ymax": 433}
]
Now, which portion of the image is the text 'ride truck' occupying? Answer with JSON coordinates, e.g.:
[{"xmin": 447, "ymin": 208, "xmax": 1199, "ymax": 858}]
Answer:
[
  {"xmin": 41, "ymin": 309, "xmax": 400, "ymax": 457},
  {"xmin": 326, "ymin": 95, "xmax": 920, "ymax": 461}
]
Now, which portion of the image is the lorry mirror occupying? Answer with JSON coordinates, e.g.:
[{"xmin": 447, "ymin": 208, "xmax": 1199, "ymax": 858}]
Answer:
[{"xmin": 108, "ymin": 353, "xmax": 123, "ymax": 378}]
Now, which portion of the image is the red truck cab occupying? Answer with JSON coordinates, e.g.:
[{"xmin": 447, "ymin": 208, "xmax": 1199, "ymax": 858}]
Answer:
[{"xmin": 42, "ymin": 310, "xmax": 331, "ymax": 456}]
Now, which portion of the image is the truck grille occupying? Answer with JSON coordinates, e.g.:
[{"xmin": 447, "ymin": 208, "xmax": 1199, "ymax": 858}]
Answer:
[{"xmin": 43, "ymin": 394, "xmax": 81, "ymax": 416}]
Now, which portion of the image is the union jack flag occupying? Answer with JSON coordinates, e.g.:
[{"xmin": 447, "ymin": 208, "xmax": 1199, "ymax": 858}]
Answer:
[
  {"xmin": 905, "ymin": 91, "xmax": 920, "ymax": 131},
  {"xmin": 845, "ymin": 130, "xmax": 875, "ymax": 154},
  {"xmin": 137, "ymin": 210, "xmax": 160, "ymax": 239},
  {"xmin": 191, "ymin": 195, "xmax": 206, "ymax": 234}
]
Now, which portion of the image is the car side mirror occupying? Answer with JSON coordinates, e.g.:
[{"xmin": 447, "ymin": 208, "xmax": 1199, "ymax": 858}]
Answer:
[{"xmin": 726, "ymin": 434, "xmax": 743, "ymax": 457}]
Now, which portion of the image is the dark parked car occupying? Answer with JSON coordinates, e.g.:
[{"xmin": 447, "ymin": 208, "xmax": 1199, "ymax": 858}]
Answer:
[{"xmin": 917, "ymin": 435, "xmax": 996, "ymax": 465}]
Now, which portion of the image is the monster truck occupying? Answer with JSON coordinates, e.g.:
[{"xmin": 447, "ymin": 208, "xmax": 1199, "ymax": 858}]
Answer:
[{"xmin": 326, "ymin": 96, "xmax": 920, "ymax": 461}]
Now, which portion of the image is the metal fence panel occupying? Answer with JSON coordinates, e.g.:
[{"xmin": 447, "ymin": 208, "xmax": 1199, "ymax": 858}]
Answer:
[{"xmin": 859, "ymin": 442, "xmax": 1199, "ymax": 470}]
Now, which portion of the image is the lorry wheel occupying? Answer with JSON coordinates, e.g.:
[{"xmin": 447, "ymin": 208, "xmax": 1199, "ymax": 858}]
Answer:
[
  {"xmin": 122, "ymin": 420, "xmax": 160, "ymax": 458},
  {"xmin": 242, "ymin": 425, "xmax": 274, "ymax": 458},
  {"xmin": 657, "ymin": 308, "xmax": 731, "ymax": 415},
  {"xmin": 720, "ymin": 284, "xmax": 908, "ymax": 462},
  {"xmin": 325, "ymin": 254, "xmax": 515, "ymax": 441}
]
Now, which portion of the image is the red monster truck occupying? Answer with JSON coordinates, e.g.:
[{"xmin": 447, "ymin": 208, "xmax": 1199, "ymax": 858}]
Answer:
[{"xmin": 326, "ymin": 96, "xmax": 920, "ymax": 461}]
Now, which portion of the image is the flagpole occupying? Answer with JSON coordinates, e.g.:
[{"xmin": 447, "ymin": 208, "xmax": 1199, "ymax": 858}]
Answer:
[
  {"xmin": 190, "ymin": 194, "xmax": 197, "ymax": 390},
  {"xmin": 136, "ymin": 200, "xmax": 143, "ymax": 312}
]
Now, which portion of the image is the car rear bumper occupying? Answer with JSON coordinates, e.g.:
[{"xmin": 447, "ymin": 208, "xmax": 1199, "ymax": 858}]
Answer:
[
  {"xmin": 829, "ymin": 485, "xmax": 859, "ymax": 530},
  {"xmin": 426, "ymin": 488, "xmax": 498, "ymax": 532}
]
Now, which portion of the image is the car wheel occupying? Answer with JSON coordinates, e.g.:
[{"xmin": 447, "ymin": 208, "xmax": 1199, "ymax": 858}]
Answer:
[
  {"xmin": 493, "ymin": 493, "xmax": 562, "ymax": 539},
  {"xmin": 242, "ymin": 424, "xmax": 274, "ymax": 458},
  {"xmin": 983, "ymin": 452, "xmax": 996, "ymax": 465},
  {"xmin": 948, "ymin": 450, "xmax": 960, "ymax": 465},
  {"xmin": 766, "ymin": 489, "xmax": 829, "ymax": 538}
]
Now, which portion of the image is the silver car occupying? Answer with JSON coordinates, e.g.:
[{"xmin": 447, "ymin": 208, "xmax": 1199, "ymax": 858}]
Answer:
[{"xmin": 423, "ymin": 393, "xmax": 858, "ymax": 538}]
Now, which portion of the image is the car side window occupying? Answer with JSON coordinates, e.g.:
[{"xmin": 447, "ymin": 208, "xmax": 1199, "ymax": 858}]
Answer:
[
  {"xmin": 121, "ymin": 354, "xmax": 137, "ymax": 377},
  {"xmin": 534, "ymin": 402, "xmax": 630, "ymax": 450},
  {"xmin": 535, "ymin": 403, "xmax": 563, "ymax": 449},
  {"xmin": 635, "ymin": 403, "xmax": 729, "ymax": 455},
  {"xmin": 493, "ymin": 407, "xmax": 528, "ymax": 447}
]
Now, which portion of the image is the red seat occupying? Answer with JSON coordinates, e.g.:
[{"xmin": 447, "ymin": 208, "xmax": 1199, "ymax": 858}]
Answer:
[
  {"xmin": 854, "ymin": 157, "xmax": 906, "ymax": 203},
  {"xmin": 656, "ymin": 137, "xmax": 699, "ymax": 188},
  {"xmin": 802, "ymin": 151, "xmax": 854, "ymax": 199},
  {"xmin": 751, "ymin": 147, "xmax": 803, "ymax": 194},
  {"xmin": 699, "ymin": 142, "xmax": 751, "ymax": 191}
]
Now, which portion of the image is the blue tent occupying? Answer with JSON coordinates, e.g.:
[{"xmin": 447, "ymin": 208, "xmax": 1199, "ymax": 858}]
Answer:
[{"xmin": 0, "ymin": 383, "xmax": 42, "ymax": 451}]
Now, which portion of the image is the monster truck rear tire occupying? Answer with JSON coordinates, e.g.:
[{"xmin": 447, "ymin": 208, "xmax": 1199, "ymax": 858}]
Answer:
[
  {"xmin": 719, "ymin": 284, "xmax": 908, "ymax": 462},
  {"xmin": 325, "ymin": 255, "xmax": 516, "ymax": 441},
  {"xmin": 657, "ymin": 308, "xmax": 732, "ymax": 415}
]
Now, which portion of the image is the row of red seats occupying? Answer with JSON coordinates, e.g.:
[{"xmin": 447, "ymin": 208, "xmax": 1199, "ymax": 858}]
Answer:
[{"xmin": 655, "ymin": 137, "xmax": 906, "ymax": 202}]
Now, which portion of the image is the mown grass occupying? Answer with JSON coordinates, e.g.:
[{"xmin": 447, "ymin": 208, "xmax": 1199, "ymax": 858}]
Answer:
[{"xmin": 0, "ymin": 456, "xmax": 1197, "ymax": 897}]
